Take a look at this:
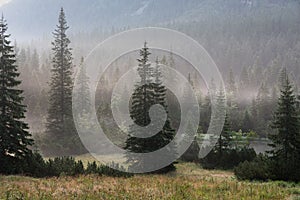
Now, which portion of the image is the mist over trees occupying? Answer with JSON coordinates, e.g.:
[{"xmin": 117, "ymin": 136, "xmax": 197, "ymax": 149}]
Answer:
[
  {"xmin": 9, "ymin": 1, "xmax": 299, "ymax": 147},
  {"xmin": 0, "ymin": 0, "xmax": 299, "ymax": 181}
]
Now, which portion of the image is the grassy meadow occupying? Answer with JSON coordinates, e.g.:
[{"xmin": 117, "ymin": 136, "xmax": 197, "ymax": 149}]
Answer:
[{"xmin": 0, "ymin": 162, "xmax": 299, "ymax": 200}]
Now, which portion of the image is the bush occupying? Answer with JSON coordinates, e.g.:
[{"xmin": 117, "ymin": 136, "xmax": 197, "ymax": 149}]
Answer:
[
  {"xmin": 100, "ymin": 162, "xmax": 132, "ymax": 177},
  {"xmin": 86, "ymin": 161, "xmax": 132, "ymax": 177},
  {"xmin": 181, "ymin": 140, "xmax": 200, "ymax": 162},
  {"xmin": 1, "ymin": 151, "xmax": 132, "ymax": 178},
  {"xmin": 86, "ymin": 161, "xmax": 98, "ymax": 174},
  {"xmin": 200, "ymin": 147, "xmax": 256, "ymax": 170},
  {"xmin": 234, "ymin": 154, "xmax": 273, "ymax": 181},
  {"xmin": 21, "ymin": 152, "xmax": 48, "ymax": 177}
]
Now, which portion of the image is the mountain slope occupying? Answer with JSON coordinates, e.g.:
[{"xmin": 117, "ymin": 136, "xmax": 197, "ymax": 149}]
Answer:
[{"xmin": 0, "ymin": 0, "xmax": 203, "ymax": 40}]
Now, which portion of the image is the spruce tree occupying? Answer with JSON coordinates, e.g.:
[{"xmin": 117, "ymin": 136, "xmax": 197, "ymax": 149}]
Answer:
[
  {"xmin": 125, "ymin": 42, "xmax": 176, "ymax": 173},
  {"xmin": 45, "ymin": 8, "xmax": 82, "ymax": 156},
  {"xmin": 74, "ymin": 57, "xmax": 91, "ymax": 117},
  {"xmin": 269, "ymin": 74, "xmax": 300, "ymax": 181},
  {"xmin": 0, "ymin": 16, "xmax": 33, "ymax": 173},
  {"xmin": 242, "ymin": 110, "xmax": 252, "ymax": 132},
  {"xmin": 239, "ymin": 66, "xmax": 250, "ymax": 92},
  {"xmin": 226, "ymin": 67, "xmax": 237, "ymax": 107},
  {"xmin": 200, "ymin": 88, "xmax": 234, "ymax": 169},
  {"xmin": 214, "ymin": 89, "xmax": 232, "ymax": 157}
]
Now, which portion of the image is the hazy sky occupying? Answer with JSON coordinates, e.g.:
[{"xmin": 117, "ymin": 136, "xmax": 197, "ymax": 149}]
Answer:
[{"xmin": 0, "ymin": 0, "xmax": 11, "ymax": 7}]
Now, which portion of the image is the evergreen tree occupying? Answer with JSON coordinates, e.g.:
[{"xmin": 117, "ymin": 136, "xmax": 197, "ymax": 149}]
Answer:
[
  {"xmin": 200, "ymin": 94, "xmax": 211, "ymax": 133},
  {"xmin": 125, "ymin": 42, "xmax": 176, "ymax": 173},
  {"xmin": 31, "ymin": 49, "xmax": 39, "ymax": 71},
  {"xmin": 0, "ymin": 16, "xmax": 33, "ymax": 173},
  {"xmin": 256, "ymin": 82, "xmax": 272, "ymax": 121},
  {"xmin": 214, "ymin": 89, "xmax": 232, "ymax": 157},
  {"xmin": 226, "ymin": 67, "xmax": 237, "ymax": 107},
  {"xmin": 45, "ymin": 8, "xmax": 82, "ymax": 156},
  {"xmin": 269, "ymin": 74, "xmax": 300, "ymax": 181},
  {"xmin": 239, "ymin": 66, "xmax": 250, "ymax": 92},
  {"xmin": 278, "ymin": 67, "xmax": 287, "ymax": 87},
  {"xmin": 215, "ymin": 114, "xmax": 232, "ymax": 157},
  {"xmin": 241, "ymin": 110, "xmax": 252, "ymax": 132},
  {"xmin": 74, "ymin": 57, "xmax": 91, "ymax": 116},
  {"xmin": 297, "ymin": 93, "xmax": 300, "ymax": 112}
]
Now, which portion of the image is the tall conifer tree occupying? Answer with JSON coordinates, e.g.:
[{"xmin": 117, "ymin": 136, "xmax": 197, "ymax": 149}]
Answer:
[
  {"xmin": 45, "ymin": 8, "xmax": 82, "ymax": 155},
  {"xmin": 0, "ymin": 16, "xmax": 33, "ymax": 173},
  {"xmin": 214, "ymin": 89, "xmax": 232, "ymax": 157},
  {"xmin": 73, "ymin": 57, "xmax": 91, "ymax": 117},
  {"xmin": 269, "ymin": 73, "xmax": 300, "ymax": 181},
  {"xmin": 125, "ymin": 42, "xmax": 176, "ymax": 173}
]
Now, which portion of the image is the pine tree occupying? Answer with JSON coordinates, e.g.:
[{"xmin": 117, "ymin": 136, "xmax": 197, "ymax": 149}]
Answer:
[
  {"xmin": 257, "ymin": 82, "xmax": 271, "ymax": 121},
  {"xmin": 241, "ymin": 110, "xmax": 252, "ymax": 132},
  {"xmin": 239, "ymin": 66, "xmax": 250, "ymax": 91},
  {"xmin": 214, "ymin": 89, "xmax": 232, "ymax": 157},
  {"xmin": 31, "ymin": 49, "xmax": 39, "ymax": 71},
  {"xmin": 226, "ymin": 67, "xmax": 237, "ymax": 107},
  {"xmin": 0, "ymin": 16, "xmax": 33, "ymax": 173},
  {"xmin": 269, "ymin": 74, "xmax": 300, "ymax": 181},
  {"xmin": 200, "ymin": 94, "xmax": 211, "ymax": 133},
  {"xmin": 45, "ymin": 8, "xmax": 81, "ymax": 156},
  {"xmin": 125, "ymin": 42, "xmax": 176, "ymax": 173},
  {"xmin": 278, "ymin": 67, "xmax": 287, "ymax": 87},
  {"xmin": 74, "ymin": 57, "xmax": 91, "ymax": 117}
]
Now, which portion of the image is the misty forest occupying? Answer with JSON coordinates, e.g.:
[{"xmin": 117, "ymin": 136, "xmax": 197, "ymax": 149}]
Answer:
[{"xmin": 0, "ymin": 0, "xmax": 300, "ymax": 199}]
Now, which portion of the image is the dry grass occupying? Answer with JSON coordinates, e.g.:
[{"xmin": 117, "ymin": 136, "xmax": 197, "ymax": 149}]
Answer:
[{"xmin": 0, "ymin": 162, "xmax": 299, "ymax": 200}]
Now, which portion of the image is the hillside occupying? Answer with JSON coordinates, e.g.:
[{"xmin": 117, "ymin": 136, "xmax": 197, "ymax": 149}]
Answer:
[{"xmin": 1, "ymin": 0, "xmax": 298, "ymax": 40}]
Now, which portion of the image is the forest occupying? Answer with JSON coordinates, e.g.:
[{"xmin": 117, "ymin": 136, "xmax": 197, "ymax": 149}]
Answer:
[{"xmin": 0, "ymin": 0, "xmax": 300, "ymax": 199}]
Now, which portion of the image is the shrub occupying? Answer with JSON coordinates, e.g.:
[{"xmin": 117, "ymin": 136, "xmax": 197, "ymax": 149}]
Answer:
[
  {"xmin": 200, "ymin": 147, "xmax": 256, "ymax": 170},
  {"xmin": 21, "ymin": 152, "xmax": 48, "ymax": 177},
  {"xmin": 99, "ymin": 162, "xmax": 132, "ymax": 177},
  {"xmin": 45, "ymin": 157, "xmax": 91, "ymax": 177},
  {"xmin": 234, "ymin": 154, "xmax": 273, "ymax": 181},
  {"xmin": 86, "ymin": 161, "xmax": 132, "ymax": 177},
  {"xmin": 86, "ymin": 161, "xmax": 99, "ymax": 174},
  {"xmin": 181, "ymin": 139, "xmax": 200, "ymax": 162},
  {"xmin": 1, "ymin": 151, "xmax": 132, "ymax": 178}
]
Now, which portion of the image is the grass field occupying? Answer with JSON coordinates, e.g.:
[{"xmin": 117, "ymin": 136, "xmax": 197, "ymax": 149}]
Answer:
[{"xmin": 1, "ymin": 162, "xmax": 299, "ymax": 200}]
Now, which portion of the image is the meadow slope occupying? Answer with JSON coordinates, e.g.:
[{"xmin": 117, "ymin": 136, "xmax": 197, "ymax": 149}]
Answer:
[{"xmin": 0, "ymin": 163, "xmax": 299, "ymax": 200}]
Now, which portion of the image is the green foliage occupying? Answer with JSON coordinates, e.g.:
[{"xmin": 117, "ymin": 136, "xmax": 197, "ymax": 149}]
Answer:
[
  {"xmin": 200, "ymin": 94, "xmax": 257, "ymax": 170},
  {"xmin": 0, "ymin": 16, "xmax": 34, "ymax": 174},
  {"xmin": 73, "ymin": 57, "xmax": 91, "ymax": 117},
  {"xmin": 268, "ymin": 74, "xmax": 300, "ymax": 181},
  {"xmin": 5, "ymin": 154, "xmax": 132, "ymax": 178},
  {"xmin": 234, "ymin": 74, "xmax": 300, "ymax": 182},
  {"xmin": 21, "ymin": 152, "xmax": 48, "ymax": 177},
  {"xmin": 45, "ymin": 8, "xmax": 85, "ymax": 156},
  {"xmin": 201, "ymin": 147, "xmax": 256, "ymax": 170},
  {"xmin": 85, "ymin": 161, "xmax": 98, "ymax": 174},
  {"xmin": 234, "ymin": 154, "xmax": 273, "ymax": 181},
  {"xmin": 85, "ymin": 161, "xmax": 132, "ymax": 177},
  {"xmin": 125, "ymin": 42, "xmax": 176, "ymax": 173}
]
